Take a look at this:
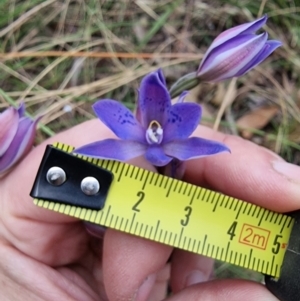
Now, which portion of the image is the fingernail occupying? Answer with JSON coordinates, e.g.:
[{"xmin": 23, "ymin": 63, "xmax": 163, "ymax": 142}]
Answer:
[
  {"xmin": 134, "ymin": 273, "xmax": 156, "ymax": 301},
  {"xmin": 84, "ymin": 222, "xmax": 107, "ymax": 239},
  {"xmin": 273, "ymin": 161, "xmax": 300, "ymax": 185},
  {"xmin": 185, "ymin": 270, "xmax": 207, "ymax": 287}
]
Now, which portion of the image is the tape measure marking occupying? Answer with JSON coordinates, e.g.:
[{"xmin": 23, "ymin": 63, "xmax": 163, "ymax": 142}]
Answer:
[{"xmin": 33, "ymin": 142, "xmax": 294, "ymax": 277}]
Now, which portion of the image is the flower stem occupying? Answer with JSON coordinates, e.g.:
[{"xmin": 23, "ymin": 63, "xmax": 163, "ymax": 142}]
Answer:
[
  {"xmin": 158, "ymin": 159, "xmax": 186, "ymax": 180},
  {"xmin": 169, "ymin": 71, "xmax": 200, "ymax": 98}
]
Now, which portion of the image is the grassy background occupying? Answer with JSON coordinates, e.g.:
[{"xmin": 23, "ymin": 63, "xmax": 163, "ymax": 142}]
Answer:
[{"xmin": 0, "ymin": 0, "xmax": 299, "ymax": 281}]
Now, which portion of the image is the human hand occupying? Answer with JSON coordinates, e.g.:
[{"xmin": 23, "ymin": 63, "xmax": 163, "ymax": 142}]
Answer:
[{"xmin": 1, "ymin": 120, "xmax": 299, "ymax": 300}]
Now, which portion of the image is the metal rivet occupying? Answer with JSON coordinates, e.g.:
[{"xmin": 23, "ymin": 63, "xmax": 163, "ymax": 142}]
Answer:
[
  {"xmin": 81, "ymin": 177, "xmax": 100, "ymax": 196},
  {"xmin": 46, "ymin": 166, "xmax": 66, "ymax": 186}
]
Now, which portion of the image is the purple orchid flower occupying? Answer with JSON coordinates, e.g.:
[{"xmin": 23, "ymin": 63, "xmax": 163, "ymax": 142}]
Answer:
[
  {"xmin": 0, "ymin": 103, "xmax": 41, "ymax": 175},
  {"xmin": 197, "ymin": 15, "xmax": 282, "ymax": 82},
  {"xmin": 74, "ymin": 69, "xmax": 229, "ymax": 167}
]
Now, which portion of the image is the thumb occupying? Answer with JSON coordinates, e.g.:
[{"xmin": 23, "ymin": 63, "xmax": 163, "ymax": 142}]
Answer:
[{"xmin": 185, "ymin": 126, "xmax": 300, "ymax": 212}]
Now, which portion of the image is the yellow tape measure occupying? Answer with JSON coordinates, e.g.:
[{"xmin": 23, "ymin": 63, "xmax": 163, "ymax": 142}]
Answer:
[{"xmin": 33, "ymin": 143, "xmax": 294, "ymax": 278}]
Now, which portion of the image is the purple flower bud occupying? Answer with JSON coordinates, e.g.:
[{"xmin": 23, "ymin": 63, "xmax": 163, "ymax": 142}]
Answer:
[
  {"xmin": 197, "ymin": 15, "xmax": 282, "ymax": 82},
  {"xmin": 0, "ymin": 103, "xmax": 40, "ymax": 175}
]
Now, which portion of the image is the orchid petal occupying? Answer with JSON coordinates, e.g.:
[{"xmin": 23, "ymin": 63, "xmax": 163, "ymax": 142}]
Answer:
[
  {"xmin": 93, "ymin": 100, "xmax": 145, "ymax": 142},
  {"xmin": 235, "ymin": 40, "xmax": 282, "ymax": 76},
  {"xmin": 240, "ymin": 15, "xmax": 267, "ymax": 34},
  {"xmin": 12, "ymin": 116, "xmax": 41, "ymax": 164},
  {"xmin": 18, "ymin": 103, "xmax": 25, "ymax": 117},
  {"xmin": 163, "ymin": 137, "xmax": 230, "ymax": 161},
  {"xmin": 145, "ymin": 145, "xmax": 172, "ymax": 166},
  {"xmin": 74, "ymin": 139, "xmax": 147, "ymax": 161},
  {"xmin": 135, "ymin": 97, "xmax": 142, "ymax": 124},
  {"xmin": 138, "ymin": 69, "xmax": 171, "ymax": 127},
  {"xmin": 177, "ymin": 91, "xmax": 189, "ymax": 103},
  {"xmin": 198, "ymin": 33, "xmax": 268, "ymax": 82},
  {"xmin": 199, "ymin": 33, "xmax": 267, "ymax": 74},
  {"xmin": 156, "ymin": 67, "xmax": 167, "ymax": 86},
  {"xmin": 0, "ymin": 117, "xmax": 39, "ymax": 173},
  {"xmin": 163, "ymin": 103, "xmax": 201, "ymax": 143},
  {"xmin": 210, "ymin": 15, "xmax": 267, "ymax": 51},
  {"xmin": 0, "ymin": 107, "xmax": 19, "ymax": 156}
]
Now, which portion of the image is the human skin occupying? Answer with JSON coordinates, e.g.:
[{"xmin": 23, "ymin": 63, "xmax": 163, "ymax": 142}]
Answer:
[{"xmin": 1, "ymin": 119, "xmax": 299, "ymax": 300}]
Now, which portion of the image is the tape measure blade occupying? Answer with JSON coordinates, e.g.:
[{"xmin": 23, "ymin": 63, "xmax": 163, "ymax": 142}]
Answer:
[{"xmin": 33, "ymin": 143, "xmax": 294, "ymax": 278}]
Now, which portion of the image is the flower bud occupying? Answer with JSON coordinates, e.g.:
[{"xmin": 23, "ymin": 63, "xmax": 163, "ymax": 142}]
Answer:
[
  {"xmin": 0, "ymin": 103, "xmax": 40, "ymax": 175},
  {"xmin": 197, "ymin": 15, "xmax": 282, "ymax": 82}
]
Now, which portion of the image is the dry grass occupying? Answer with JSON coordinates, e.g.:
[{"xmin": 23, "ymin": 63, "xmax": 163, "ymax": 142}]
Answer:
[{"xmin": 0, "ymin": 0, "xmax": 299, "ymax": 279}]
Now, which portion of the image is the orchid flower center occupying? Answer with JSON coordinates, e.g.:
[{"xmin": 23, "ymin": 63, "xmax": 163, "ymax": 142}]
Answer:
[{"xmin": 146, "ymin": 120, "xmax": 163, "ymax": 144}]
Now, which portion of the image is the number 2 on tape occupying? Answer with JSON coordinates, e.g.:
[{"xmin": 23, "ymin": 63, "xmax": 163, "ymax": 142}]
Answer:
[{"xmin": 32, "ymin": 143, "xmax": 294, "ymax": 278}]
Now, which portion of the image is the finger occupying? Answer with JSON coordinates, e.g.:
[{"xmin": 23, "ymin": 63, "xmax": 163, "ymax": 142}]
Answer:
[
  {"xmin": 0, "ymin": 243, "xmax": 99, "ymax": 301},
  {"xmin": 185, "ymin": 126, "xmax": 300, "ymax": 212},
  {"xmin": 170, "ymin": 250, "xmax": 214, "ymax": 293},
  {"xmin": 148, "ymin": 264, "xmax": 170, "ymax": 301},
  {"xmin": 103, "ymin": 229, "xmax": 172, "ymax": 301},
  {"xmin": 165, "ymin": 279, "xmax": 279, "ymax": 301}
]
